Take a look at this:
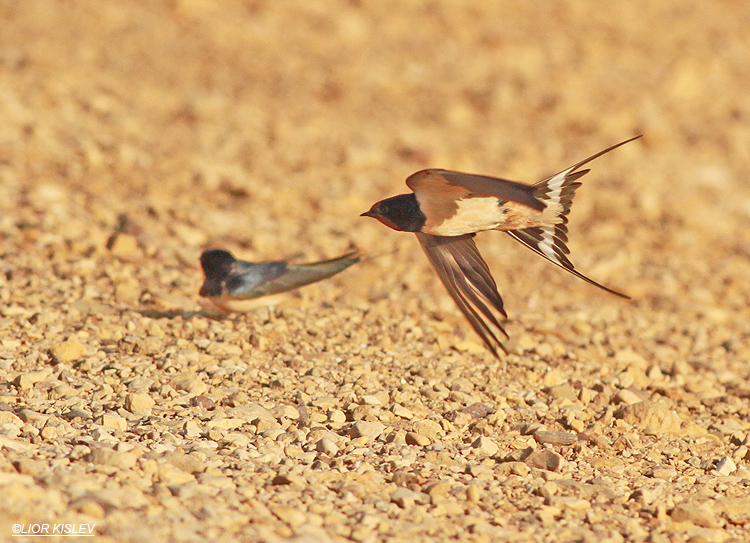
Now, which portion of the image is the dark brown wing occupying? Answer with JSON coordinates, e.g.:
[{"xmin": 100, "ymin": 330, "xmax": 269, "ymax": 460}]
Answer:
[
  {"xmin": 416, "ymin": 233, "xmax": 508, "ymax": 358},
  {"xmin": 406, "ymin": 169, "xmax": 543, "ymax": 211}
]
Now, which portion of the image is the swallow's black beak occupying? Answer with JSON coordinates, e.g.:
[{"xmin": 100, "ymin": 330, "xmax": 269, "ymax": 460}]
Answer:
[{"xmin": 360, "ymin": 210, "xmax": 375, "ymax": 218}]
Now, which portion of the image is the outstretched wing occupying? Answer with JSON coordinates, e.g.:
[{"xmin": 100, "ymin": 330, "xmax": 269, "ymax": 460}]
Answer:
[
  {"xmin": 228, "ymin": 259, "xmax": 289, "ymax": 298},
  {"xmin": 416, "ymin": 233, "xmax": 508, "ymax": 358},
  {"xmin": 254, "ymin": 252, "xmax": 360, "ymax": 297}
]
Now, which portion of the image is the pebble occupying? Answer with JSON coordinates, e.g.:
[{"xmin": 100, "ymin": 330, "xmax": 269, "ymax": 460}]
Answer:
[
  {"xmin": 13, "ymin": 458, "xmax": 46, "ymax": 476},
  {"xmin": 271, "ymin": 505, "xmax": 307, "ymax": 527},
  {"xmin": 101, "ymin": 414, "xmax": 128, "ymax": 431},
  {"xmin": 425, "ymin": 481, "xmax": 452, "ymax": 502},
  {"xmin": 171, "ymin": 374, "xmax": 208, "ymax": 395},
  {"xmin": 650, "ymin": 467, "xmax": 679, "ymax": 480},
  {"xmin": 629, "ymin": 488, "xmax": 656, "ymax": 505},
  {"xmin": 391, "ymin": 487, "xmax": 420, "ymax": 508},
  {"xmin": 49, "ymin": 339, "xmax": 87, "ymax": 363},
  {"xmin": 87, "ymin": 447, "xmax": 139, "ymax": 469},
  {"xmin": 406, "ymin": 431, "xmax": 431, "ymax": 446},
  {"xmin": 348, "ymin": 421, "xmax": 385, "ymax": 440},
  {"xmin": 234, "ymin": 404, "xmax": 276, "ymax": 424},
  {"xmin": 545, "ymin": 496, "xmax": 591, "ymax": 511},
  {"xmin": 545, "ymin": 383, "xmax": 578, "ymax": 401},
  {"xmin": 91, "ymin": 428, "xmax": 117, "ymax": 442},
  {"xmin": 71, "ymin": 498, "xmax": 106, "ymax": 518},
  {"xmin": 360, "ymin": 394, "xmax": 383, "ymax": 406},
  {"xmin": 206, "ymin": 418, "xmax": 244, "ymax": 430},
  {"xmin": 471, "ymin": 435, "xmax": 499, "ymax": 456},
  {"xmin": 536, "ymin": 481, "xmax": 559, "ymax": 498},
  {"xmin": 315, "ymin": 438, "xmax": 339, "ymax": 456},
  {"xmin": 124, "ymin": 393, "xmax": 156, "ymax": 412},
  {"xmin": 327, "ymin": 409, "xmax": 347, "ymax": 424},
  {"xmin": 613, "ymin": 388, "xmax": 645, "ymax": 405},
  {"xmin": 272, "ymin": 404, "xmax": 300, "ymax": 421},
  {"xmin": 466, "ymin": 484, "xmax": 481, "ymax": 502},
  {"xmin": 533, "ymin": 430, "xmax": 578, "ymax": 446},
  {"xmin": 184, "ymin": 420, "xmax": 201, "ymax": 437},
  {"xmin": 713, "ymin": 456, "xmax": 736, "ymax": 476},
  {"xmin": 411, "ymin": 419, "xmax": 443, "ymax": 440},
  {"xmin": 14, "ymin": 371, "xmax": 51, "ymax": 390},
  {"xmin": 205, "ymin": 341, "xmax": 243, "ymax": 357},
  {"xmin": 165, "ymin": 452, "xmax": 204, "ymax": 474},
  {"xmin": 670, "ymin": 503, "xmax": 720, "ymax": 528},
  {"xmin": 108, "ymin": 233, "xmax": 139, "ymax": 256},
  {"xmin": 392, "ymin": 404, "xmax": 414, "ymax": 419},
  {"xmin": 614, "ymin": 401, "xmax": 682, "ymax": 434},
  {"xmin": 158, "ymin": 464, "xmax": 196, "ymax": 486},
  {"xmin": 525, "ymin": 450, "xmax": 565, "ymax": 472}
]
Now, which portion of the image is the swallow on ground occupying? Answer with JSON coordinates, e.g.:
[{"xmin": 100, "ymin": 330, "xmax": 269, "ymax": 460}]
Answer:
[
  {"xmin": 199, "ymin": 249, "xmax": 360, "ymax": 311},
  {"xmin": 361, "ymin": 136, "xmax": 640, "ymax": 357}
]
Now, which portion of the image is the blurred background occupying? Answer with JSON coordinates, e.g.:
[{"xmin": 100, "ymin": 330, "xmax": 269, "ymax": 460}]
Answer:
[
  {"xmin": 2, "ymin": 0, "xmax": 749, "ymax": 307},
  {"xmin": 0, "ymin": 0, "xmax": 750, "ymax": 344},
  {"xmin": 1, "ymin": 0, "xmax": 749, "ymax": 344},
  {"xmin": 2, "ymin": 1, "xmax": 750, "ymax": 541}
]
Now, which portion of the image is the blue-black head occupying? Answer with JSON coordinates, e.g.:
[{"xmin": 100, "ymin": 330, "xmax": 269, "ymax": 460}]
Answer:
[
  {"xmin": 361, "ymin": 193, "xmax": 426, "ymax": 232},
  {"xmin": 199, "ymin": 249, "xmax": 237, "ymax": 297}
]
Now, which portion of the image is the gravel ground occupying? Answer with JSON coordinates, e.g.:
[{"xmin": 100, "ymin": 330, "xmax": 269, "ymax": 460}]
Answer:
[{"xmin": 1, "ymin": 1, "xmax": 750, "ymax": 542}]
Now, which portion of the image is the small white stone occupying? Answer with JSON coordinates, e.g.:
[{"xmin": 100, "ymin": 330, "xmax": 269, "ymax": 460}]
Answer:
[
  {"xmin": 391, "ymin": 487, "xmax": 419, "ymax": 508},
  {"xmin": 315, "ymin": 438, "xmax": 339, "ymax": 456},
  {"xmin": 91, "ymin": 428, "xmax": 116, "ymax": 442},
  {"xmin": 349, "ymin": 421, "xmax": 385, "ymax": 440},
  {"xmin": 184, "ymin": 420, "xmax": 202, "ymax": 437},
  {"xmin": 471, "ymin": 435, "xmax": 499, "ymax": 456},
  {"xmin": 124, "ymin": 393, "xmax": 155, "ymax": 412},
  {"xmin": 392, "ymin": 404, "xmax": 414, "ymax": 419},
  {"xmin": 100, "ymin": 414, "xmax": 127, "ymax": 431},
  {"xmin": 714, "ymin": 456, "xmax": 736, "ymax": 476},
  {"xmin": 360, "ymin": 394, "xmax": 383, "ymax": 406}
]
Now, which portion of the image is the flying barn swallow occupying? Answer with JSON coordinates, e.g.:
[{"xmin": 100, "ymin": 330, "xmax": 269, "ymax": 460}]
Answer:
[
  {"xmin": 362, "ymin": 136, "xmax": 640, "ymax": 357},
  {"xmin": 199, "ymin": 249, "xmax": 359, "ymax": 311}
]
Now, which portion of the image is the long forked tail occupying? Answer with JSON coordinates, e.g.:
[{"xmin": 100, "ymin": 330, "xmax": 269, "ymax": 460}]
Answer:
[{"xmin": 506, "ymin": 136, "xmax": 641, "ymax": 298}]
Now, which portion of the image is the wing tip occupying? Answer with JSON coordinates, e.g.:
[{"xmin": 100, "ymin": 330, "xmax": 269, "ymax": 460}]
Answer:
[{"xmin": 417, "ymin": 232, "xmax": 510, "ymax": 359}]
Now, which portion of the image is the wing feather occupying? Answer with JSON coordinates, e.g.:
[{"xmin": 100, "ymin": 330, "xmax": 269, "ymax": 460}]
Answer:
[
  {"xmin": 506, "ymin": 228, "xmax": 629, "ymax": 298},
  {"xmin": 416, "ymin": 233, "xmax": 508, "ymax": 357},
  {"xmin": 507, "ymin": 136, "xmax": 640, "ymax": 298}
]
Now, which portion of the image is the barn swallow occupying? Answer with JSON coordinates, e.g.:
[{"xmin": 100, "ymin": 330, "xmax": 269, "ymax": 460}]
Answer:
[
  {"xmin": 199, "ymin": 249, "xmax": 359, "ymax": 311},
  {"xmin": 362, "ymin": 136, "xmax": 640, "ymax": 357}
]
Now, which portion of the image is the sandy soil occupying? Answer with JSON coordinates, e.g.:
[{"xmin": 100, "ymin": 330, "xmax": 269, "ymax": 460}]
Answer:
[{"xmin": 1, "ymin": 1, "xmax": 749, "ymax": 542}]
